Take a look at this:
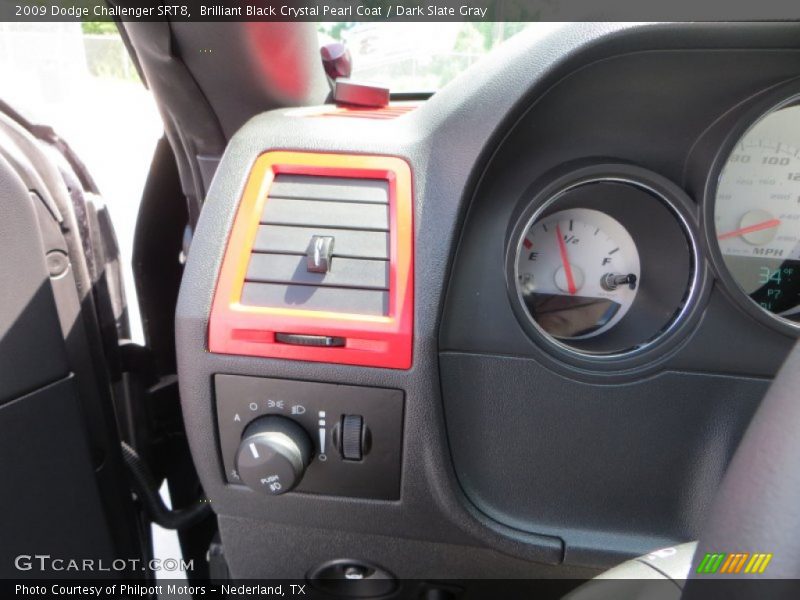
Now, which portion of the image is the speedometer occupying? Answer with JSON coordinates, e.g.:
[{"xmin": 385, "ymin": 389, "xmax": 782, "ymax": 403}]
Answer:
[{"xmin": 713, "ymin": 102, "xmax": 800, "ymax": 327}]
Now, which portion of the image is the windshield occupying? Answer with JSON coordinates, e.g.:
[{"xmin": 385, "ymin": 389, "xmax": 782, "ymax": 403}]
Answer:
[{"xmin": 318, "ymin": 22, "xmax": 534, "ymax": 92}]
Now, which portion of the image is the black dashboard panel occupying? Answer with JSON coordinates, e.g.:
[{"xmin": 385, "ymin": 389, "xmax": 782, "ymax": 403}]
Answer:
[
  {"xmin": 440, "ymin": 354, "xmax": 766, "ymax": 565},
  {"xmin": 441, "ymin": 46, "xmax": 799, "ymax": 564},
  {"xmin": 176, "ymin": 23, "xmax": 800, "ymax": 581}
]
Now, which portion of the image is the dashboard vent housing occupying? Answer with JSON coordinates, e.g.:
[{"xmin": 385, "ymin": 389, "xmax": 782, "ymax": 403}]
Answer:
[{"xmin": 209, "ymin": 152, "xmax": 413, "ymax": 369}]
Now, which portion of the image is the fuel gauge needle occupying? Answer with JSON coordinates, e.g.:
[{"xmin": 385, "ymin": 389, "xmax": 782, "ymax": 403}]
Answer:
[
  {"xmin": 556, "ymin": 223, "xmax": 578, "ymax": 295},
  {"xmin": 717, "ymin": 218, "xmax": 781, "ymax": 240}
]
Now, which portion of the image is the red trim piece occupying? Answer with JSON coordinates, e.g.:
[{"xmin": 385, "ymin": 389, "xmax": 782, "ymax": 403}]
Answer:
[
  {"xmin": 316, "ymin": 104, "xmax": 418, "ymax": 120},
  {"xmin": 208, "ymin": 151, "xmax": 414, "ymax": 369}
]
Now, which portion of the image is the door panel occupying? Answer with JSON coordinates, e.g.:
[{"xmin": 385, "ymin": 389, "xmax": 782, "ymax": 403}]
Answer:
[{"xmin": 0, "ymin": 120, "xmax": 145, "ymax": 578}]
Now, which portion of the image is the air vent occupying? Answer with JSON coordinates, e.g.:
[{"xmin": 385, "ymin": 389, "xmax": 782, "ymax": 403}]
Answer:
[
  {"xmin": 209, "ymin": 152, "xmax": 413, "ymax": 369},
  {"xmin": 242, "ymin": 175, "xmax": 391, "ymax": 316}
]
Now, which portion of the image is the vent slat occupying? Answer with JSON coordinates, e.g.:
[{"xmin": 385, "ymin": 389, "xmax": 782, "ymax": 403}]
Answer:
[
  {"xmin": 253, "ymin": 225, "xmax": 389, "ymax": 260},
  {"xmin": 261, "ymin": 198, "xmax": 389, "ymax": 231},
  {"xmin": 246, "ymin": 254, "xmax": 389, "ymax": 291},
  {"xmin": 241, "ymin": 282, "xmax": 389, "ymax": 316},
  {"xmin": 269, "ymin": 175, "xmax": 389, "ymax": 204}
]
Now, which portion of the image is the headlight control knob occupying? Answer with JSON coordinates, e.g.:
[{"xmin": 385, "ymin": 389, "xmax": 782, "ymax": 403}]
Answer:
[{"xmin": 235, "ymin": 416, "xmax": 312, "ymax": 495}]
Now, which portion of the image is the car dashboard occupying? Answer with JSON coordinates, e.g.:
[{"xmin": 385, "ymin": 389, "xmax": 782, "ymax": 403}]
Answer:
[{"xmin": 174, "ymin": 22, "xmax": 800, "ymax": 584}]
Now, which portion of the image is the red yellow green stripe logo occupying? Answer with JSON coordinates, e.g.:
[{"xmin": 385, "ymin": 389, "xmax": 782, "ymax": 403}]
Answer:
[{"xmin": 696, "ymin": 552, "xmax": 773, "ymax": 574}]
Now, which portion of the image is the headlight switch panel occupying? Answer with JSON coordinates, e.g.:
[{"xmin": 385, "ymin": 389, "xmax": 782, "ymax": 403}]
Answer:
[{"xmin": 215, "ymin": 374, "xmax": 403, "ymax": 500}]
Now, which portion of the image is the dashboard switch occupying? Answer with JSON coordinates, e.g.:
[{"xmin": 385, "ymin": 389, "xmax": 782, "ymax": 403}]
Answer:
[
  {"xmin": 340, "ymin": 415, "xmax": 364, "ymax": 461},
  {"xmin": 216, "ymin": 375, "xmax": 403, "ymax": 499},
  {"xmin": 235, "ymin": 416, "xmax": 312, "ymax": 495}
]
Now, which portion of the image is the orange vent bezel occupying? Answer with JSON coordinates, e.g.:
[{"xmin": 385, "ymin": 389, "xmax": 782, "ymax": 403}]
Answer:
[
  {"xmin": 317, "ymin": 104, "xmax": 418, "ymax": 120},
  {"xmin": 208, "ymin": 151, "xmax": 414, "ymax": 369}
]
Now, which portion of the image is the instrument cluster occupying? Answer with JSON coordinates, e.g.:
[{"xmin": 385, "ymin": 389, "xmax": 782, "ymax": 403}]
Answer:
[{"xmin": 508, "ymin": 86, "xmax": 800, "ymax": 363}]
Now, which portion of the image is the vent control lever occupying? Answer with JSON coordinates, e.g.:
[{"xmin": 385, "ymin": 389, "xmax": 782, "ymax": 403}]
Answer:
[{"xmin": 306, "ymin": 235, "xmax": 335, "ymax": 273}]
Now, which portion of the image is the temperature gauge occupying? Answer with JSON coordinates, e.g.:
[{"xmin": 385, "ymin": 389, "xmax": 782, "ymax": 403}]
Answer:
[{"xmin": 516, "ymin": 208, "xmax": 641, "ymax": 339}]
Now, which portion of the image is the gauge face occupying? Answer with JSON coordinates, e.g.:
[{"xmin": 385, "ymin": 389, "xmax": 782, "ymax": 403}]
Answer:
[
  {"xmin": 714, "ymin": 103, "xmax": 800, "ymax": 324},
  {"xmin": 516, "ymin": 208, "xmax": 641, "ymax": 339}
]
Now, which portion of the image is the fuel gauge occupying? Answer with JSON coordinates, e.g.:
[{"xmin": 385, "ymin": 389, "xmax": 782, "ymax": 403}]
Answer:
[
  {"xmin": 516, "ymin": 208, "xmax": 640, "ymax": 339},
  {"xmin": 510, "ymin": 170, "xmax": 697, "ymax": 360}
]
